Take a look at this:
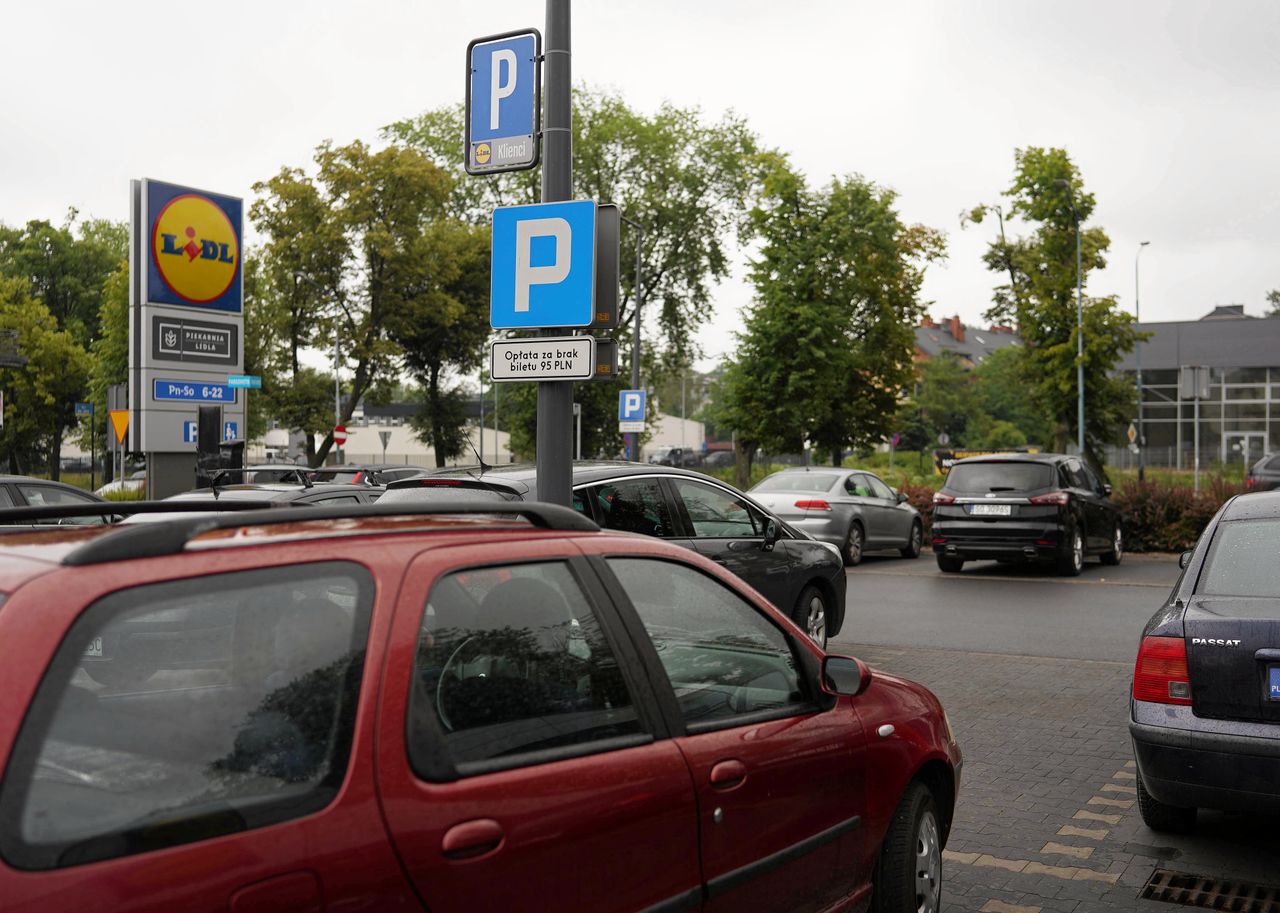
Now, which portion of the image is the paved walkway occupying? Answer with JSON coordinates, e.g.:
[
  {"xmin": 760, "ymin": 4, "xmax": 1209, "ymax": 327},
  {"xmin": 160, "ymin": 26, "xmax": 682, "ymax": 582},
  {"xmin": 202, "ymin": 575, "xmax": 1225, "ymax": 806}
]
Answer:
[{"xmin": 851, "ymin": 643, "xmax": 1280, "ymax": 913}]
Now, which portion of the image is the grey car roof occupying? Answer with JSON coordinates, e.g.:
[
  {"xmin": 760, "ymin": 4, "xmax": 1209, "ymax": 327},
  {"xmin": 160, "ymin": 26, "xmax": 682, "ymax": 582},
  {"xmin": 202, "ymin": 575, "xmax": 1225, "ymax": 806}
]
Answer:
[{"xmin": 1221, "ymin": 491, "xmax": 1280, "ymax": 522}]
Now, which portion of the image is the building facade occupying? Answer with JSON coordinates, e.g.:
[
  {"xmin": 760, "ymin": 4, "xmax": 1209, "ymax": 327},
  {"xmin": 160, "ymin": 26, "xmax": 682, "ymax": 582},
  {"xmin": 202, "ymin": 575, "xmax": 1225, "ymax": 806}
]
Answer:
[{"xmin": 1115, "ymin": 306, "xmax": 1280, "ymax": 470}]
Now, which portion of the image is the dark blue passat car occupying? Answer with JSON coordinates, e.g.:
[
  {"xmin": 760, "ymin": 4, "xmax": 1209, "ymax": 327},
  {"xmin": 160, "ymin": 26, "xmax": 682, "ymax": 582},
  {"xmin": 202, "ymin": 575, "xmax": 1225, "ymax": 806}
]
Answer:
[{"xmin": 1130, "ymin": 490, "xmax": 1280, "ymax": 831}]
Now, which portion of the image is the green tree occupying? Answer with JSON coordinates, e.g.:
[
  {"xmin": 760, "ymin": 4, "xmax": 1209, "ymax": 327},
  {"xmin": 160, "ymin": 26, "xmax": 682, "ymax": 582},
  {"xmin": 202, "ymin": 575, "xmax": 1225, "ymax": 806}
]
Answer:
[
  {"xmin": 390, "ymin": 221, "xmax": 490, "ymax": 466},
  {"xmin": 254, "ymin": 140, "xmax": 469, "ymax": 466},
  {"xmin": 0, "ymin": 278, "xmax": 92, "ymax": 476},
  {"xmin": 0, "ymin": 212, "xmax": 126, "ymax": 346},
  {"xmin": 900, "ymin": 352, "xmax": 976, "ymax": 448},
  {"xmin": 968, "ymin": 147, "xmax": 1141, "ymax": 470},
  {"xmin": 969, "ymin": 345, "xmax": 1052, "ymax": 446},
  {"xmin": 722, "ymin": 158, "xmax": 945, "ymax": 468},
  {"xmin": 1266, "ymin": 289, "xmax": 1280, "ymax": 317},
  {"xmin": 386, "ymin": 89, "xmax": 764, "ymax": 457}
]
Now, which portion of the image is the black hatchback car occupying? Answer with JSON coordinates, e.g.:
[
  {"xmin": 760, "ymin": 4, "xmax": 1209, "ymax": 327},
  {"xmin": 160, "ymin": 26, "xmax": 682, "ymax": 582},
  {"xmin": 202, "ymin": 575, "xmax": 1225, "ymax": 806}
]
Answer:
[
  {"xmin": 931, "ymin": 453, "xmax": 1122, "ymax": 576},
  {"xmin": 381, "ymin": 462, "xmax": 848, "ymax": 647},
  {"xmin": 1130, "ymin": 491, "xmax": 1280, "ymax": 831}
]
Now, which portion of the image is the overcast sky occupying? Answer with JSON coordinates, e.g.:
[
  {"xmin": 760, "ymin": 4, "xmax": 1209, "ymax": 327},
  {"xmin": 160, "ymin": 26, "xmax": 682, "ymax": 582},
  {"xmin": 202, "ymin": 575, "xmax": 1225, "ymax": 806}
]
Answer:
[{"xmin": 3, "ymin": 0, "xmax": 1278, "ymax": 370}]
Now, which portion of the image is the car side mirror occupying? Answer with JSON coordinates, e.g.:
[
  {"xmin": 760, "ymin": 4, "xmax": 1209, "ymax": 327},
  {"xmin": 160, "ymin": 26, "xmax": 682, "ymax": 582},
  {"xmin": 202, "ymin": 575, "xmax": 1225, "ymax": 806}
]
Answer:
[
  {"xmin": 896, "ymin": 491, "xmax": 908, "ymax": 504},
  {"xmin": 1179, "ymin": 550, "xmax": 1193, "ymax": 570},
  {"xmin": 761, "ymin": 518, "xmax": 781, "ymax": 552},
  {"xmin": 822, "ymin": 655, "xmax": 870, "ymax": 697}
]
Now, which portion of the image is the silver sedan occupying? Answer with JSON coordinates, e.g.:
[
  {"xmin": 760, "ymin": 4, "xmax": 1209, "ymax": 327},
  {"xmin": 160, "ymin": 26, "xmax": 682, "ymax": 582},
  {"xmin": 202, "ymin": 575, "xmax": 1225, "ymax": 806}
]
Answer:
[{"xmin": 749, "ymin": 467, "xmax": 923, "ymax": 566}]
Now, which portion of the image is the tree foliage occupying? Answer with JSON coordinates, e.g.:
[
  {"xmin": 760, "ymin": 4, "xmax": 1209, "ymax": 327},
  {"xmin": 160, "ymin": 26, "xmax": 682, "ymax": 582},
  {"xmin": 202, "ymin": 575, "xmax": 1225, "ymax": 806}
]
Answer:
[
  {"xmin": 720, "ymin": 158, "xmax": 945, "ymax": 474},
  {"xmin": 386, "ymin": 89, "xmax": 765, "ymax": 460},
  {"xmin": 253, "ymin": 140, "xmax": 485, "ymax": 466},
  {"xmin": 968, "ymin": 147, "xmax": 1141, "ymax": 469},
  {"xmin": 0, "ymin": 278, "xmax": 92, "ymax": 475}
]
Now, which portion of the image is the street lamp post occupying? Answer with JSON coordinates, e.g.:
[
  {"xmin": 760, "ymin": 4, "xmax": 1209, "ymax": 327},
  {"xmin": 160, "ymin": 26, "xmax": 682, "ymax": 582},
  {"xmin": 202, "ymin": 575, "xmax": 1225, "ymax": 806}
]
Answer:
[
  {"xmin": 620, "ymin": 214, "xmax": 644, "ymax": 460},
  {"xmin": 1055, "ymin": 179, "xmax": 1085, "ymax": 457},
  {"xmin": 1135, "ymin": 241, "xmax": 1151, "ymax": 480}
]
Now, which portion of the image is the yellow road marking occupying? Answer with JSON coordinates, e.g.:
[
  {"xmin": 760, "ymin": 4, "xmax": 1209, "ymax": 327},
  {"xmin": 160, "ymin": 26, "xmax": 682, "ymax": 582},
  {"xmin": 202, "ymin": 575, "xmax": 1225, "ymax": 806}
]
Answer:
[
  {"xmin": 1041, "ymin": 841, "xmax": 1094, "ymax": 860},
  {"xmin": 981, "ymin": 901, "xmax": 1042, "ymax": 913},
  {"xmin": 1074, "ymin": 809, "xmax": 1122, "ymax": 825},
  {"xmin": 1088, "ymin": 795, "xmax": 1134, "ymax": 809}
]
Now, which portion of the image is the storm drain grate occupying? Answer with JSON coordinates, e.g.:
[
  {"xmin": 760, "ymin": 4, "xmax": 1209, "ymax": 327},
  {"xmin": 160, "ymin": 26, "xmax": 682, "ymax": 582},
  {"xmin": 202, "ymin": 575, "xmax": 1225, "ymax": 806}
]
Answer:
[{"xmin": 1141, "ymin": 869, "xmax": 1280, "ymax": 912}]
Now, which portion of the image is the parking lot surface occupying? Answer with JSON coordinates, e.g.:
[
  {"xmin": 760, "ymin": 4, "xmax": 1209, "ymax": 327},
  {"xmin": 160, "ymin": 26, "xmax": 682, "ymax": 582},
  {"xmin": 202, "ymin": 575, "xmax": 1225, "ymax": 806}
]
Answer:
[{"xmin": 834, "ymin": 555, "xmax": 1280, "ymax": 912}]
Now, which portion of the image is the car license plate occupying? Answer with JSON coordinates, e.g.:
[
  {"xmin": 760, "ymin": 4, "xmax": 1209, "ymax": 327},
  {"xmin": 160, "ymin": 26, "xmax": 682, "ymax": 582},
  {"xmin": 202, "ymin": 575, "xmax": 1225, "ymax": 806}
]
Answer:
[
  {"xmin": 1269, "ymin": 666, "xmax": 1280, "ymax": 701},
  {"xmin": 968, "ymin": 504, "xmax": 1012, "ymax": 517},
  {"xmin": 84, "ymin": 636, "xmax": 104, "ymax": 658}
]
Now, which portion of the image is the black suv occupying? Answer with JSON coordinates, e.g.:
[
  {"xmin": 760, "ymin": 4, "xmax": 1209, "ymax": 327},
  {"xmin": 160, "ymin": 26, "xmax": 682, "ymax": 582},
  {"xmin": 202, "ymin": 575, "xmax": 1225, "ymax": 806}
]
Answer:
[
  {"xmin": 931, "ymin": 453, "xmax": 1122, "ymax": 576},
  {"xmin": 1245, "ymin": 452, "xmax": 1280, "ymax": 493}
]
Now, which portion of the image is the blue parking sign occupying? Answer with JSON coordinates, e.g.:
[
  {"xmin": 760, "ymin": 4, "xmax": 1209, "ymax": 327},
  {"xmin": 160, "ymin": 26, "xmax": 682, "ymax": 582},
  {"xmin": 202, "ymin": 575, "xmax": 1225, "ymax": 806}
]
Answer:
[
  {"xmin": 466, "ymin": 30, "xmax": 540, "ymax": 174},
  {"xmin": 491, "ymin": 201, "xmax": 596, "ymax": 329},
  {"xmin": 619, "ymin": 389, "xmax": 646, "ymax": 422}
]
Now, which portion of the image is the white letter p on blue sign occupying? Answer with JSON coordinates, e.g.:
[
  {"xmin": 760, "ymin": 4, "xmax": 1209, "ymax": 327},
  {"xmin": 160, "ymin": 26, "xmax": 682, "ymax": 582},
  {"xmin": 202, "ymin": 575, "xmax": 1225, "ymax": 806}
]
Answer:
[
  {"xmin": 624, "ymin": 393, "xmax": 641, "ymax": 416},
  {"xmin": 514, "ymin": 218, "xmax": 571, "ymax": 312}
]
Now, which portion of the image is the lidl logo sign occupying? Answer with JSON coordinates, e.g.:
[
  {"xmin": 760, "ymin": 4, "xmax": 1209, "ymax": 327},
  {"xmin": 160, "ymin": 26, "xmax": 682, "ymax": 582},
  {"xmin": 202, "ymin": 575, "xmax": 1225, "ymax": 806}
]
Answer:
[{"xmin": 145, "ymin": 180, "xmax": 243, "ymax": 313}]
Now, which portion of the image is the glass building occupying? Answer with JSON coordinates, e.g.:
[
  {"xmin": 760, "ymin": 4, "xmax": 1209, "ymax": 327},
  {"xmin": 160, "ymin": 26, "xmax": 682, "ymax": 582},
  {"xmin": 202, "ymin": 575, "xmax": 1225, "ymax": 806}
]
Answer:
[{"xmin": 1113, "ymin": 306, "xmax": 1280, "ymax": 470}]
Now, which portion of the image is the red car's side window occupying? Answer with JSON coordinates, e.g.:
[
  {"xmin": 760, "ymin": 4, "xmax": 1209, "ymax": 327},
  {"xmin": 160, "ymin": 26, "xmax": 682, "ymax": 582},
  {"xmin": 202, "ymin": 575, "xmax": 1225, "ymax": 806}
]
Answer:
[
  {"xmin": 0, "ymin": 562, "xmax": 374, "ymax": 871},
  {"xmin": 607, "ymin": 558, "xmax": 809, "ymax": 731},
  {"xmin": 407, "ymin": 560, "xmax": 645, "ymax": 777}
]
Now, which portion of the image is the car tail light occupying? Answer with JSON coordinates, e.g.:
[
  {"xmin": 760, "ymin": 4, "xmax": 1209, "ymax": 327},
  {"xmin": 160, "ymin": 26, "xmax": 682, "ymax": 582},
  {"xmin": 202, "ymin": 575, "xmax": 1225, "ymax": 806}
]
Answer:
[
  {"xmin": 1245, "ymin": 477, "xmax": 1256, "ymax": 489},
  {"xmin": 933, "ymin": 493, "xmax": 955, "ymax": 505},
  {"xmin": 795, "ymin": 499, "xmax": 831, "ymax": 511},
  {"xmin": 420, "ymin": 479, "xmax": 463, "ymax": 486},
  {"xmin": 1133, "ymin": 636, "xmax": 1193, "ymax": 705},
  {"xmin": 1028, "ymin": 491, "xmax": 1070, "ymax": 506},
  {"xmin": 352, "ymin": 471, "xmax": 364, "ymax": 484}
]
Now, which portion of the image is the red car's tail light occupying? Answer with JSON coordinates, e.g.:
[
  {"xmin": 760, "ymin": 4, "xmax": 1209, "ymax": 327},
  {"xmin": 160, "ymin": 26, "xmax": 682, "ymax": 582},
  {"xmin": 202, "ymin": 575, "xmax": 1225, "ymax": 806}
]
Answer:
[
  {"xmin": 1028, "ymin": 491, "xmax": 1070, "ymax": 506},
  {"xmin": 1245, "ymin": 477, "xmax": 1256, "ymax": 489},
  {"xmin": 1133, "ymin": 636, "xmax": 1193, "ymax": 705},
  {"xmin": 933, "ymin": 493, "xmax": 955, "ymax": 505},
  {"xmin": 795, "ymin": 499, "xmax": 831, "ymax": 511}
]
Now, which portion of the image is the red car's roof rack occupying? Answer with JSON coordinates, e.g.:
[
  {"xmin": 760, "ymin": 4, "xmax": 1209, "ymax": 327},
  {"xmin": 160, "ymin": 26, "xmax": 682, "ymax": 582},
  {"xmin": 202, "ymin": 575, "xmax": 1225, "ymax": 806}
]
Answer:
[{"xmin": 0, "ymin": 501, "xmax": 598, "ymax": 566}]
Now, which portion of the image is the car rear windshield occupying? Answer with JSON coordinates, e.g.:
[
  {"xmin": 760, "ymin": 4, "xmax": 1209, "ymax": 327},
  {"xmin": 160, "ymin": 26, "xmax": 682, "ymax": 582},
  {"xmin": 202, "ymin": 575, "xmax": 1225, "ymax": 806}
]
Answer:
[
  {"xmin": 753, "ymin": 472, "xmax": 840, "ymax": 493},
  {"xmin": 946, "ymin": 462, "xmax": 1055, "ymax": 494},
  {"xmin": 1198, "ymin": 519, "xmax": 1280, "ymax": 597}
]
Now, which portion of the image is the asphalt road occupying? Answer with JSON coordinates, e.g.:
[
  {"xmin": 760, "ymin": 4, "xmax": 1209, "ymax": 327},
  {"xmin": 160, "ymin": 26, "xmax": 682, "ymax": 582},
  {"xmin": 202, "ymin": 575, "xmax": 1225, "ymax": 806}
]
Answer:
[{"xmin": 833, "ymin": 551, "xmax": 1182, "ymax": 664}]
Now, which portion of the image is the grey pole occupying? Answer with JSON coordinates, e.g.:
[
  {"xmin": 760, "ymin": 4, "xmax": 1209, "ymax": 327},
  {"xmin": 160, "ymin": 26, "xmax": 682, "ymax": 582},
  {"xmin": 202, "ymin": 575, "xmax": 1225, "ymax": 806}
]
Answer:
[
  {"xmin": 621, "ymin": 215, "xmax": 643, "ymax": 460},
  {"xmin": 478, "ymin": 361, "xmax": 485, "ymax": 463},
  {"xmin": 1135, "ymin": 241, "xmax": 1150, "ymax": 480},
  {"xmin": 334, "ymin": 329, "xmax": 341, "ymax": 464},
  {"xmin": 535, "ymin": 0, "xmax": 573, "ymax": 504},
  {"xmin": 1075, "ymin": 213, "xmax": 1084, "ymax": 458}
]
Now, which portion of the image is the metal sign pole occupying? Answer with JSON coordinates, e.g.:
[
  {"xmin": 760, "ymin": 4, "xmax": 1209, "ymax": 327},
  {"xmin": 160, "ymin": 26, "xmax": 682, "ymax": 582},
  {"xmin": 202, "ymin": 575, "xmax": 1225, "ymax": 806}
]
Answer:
[{"xmin": 536, "ymin": 0, "xmax": 573, "ymax": 505}]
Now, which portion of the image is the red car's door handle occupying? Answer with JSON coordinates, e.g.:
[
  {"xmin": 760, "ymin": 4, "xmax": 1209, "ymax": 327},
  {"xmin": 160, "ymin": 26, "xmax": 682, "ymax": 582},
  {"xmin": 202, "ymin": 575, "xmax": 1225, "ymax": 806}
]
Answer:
[
  {"xmin": 441, "ymin": 818, "xmax": 505, "ymax": 861},
  {"xmin": 710, "ymin": 759, "xmax": 747, "ymax": 790}
]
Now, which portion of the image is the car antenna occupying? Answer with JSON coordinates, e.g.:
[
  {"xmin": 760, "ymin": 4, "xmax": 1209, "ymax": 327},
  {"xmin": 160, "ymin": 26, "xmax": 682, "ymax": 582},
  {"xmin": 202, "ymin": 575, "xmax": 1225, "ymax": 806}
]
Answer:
[{"xmin": 466, "ymin": 441, "xmax": 493, "ymax": 477}]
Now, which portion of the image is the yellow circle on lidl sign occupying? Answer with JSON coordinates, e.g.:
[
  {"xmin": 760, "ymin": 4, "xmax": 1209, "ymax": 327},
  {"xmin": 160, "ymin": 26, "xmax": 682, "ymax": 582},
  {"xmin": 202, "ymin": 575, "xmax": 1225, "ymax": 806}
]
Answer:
[
  {"xmin": 151, "ymin": 194, "xmax": 239, "ymax": 304},
  {"xmin": 475, "ymin": 142, "xmax": 492, "ymax": 165}
]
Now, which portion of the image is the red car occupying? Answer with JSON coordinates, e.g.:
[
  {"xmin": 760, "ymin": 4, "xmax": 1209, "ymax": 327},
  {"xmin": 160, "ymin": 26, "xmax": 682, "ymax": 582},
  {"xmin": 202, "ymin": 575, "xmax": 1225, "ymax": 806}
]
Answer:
[{"xmin": 0, "ymin": 501, "xmax": 960, "ymax": 913}]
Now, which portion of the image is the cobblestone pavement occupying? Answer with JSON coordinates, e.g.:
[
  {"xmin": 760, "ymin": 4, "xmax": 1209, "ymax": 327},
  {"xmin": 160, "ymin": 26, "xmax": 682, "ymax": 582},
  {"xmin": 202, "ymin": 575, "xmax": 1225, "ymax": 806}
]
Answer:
[{"xmin": 848, "ymin": 643, "xmax": 1280, "ymax": 913}]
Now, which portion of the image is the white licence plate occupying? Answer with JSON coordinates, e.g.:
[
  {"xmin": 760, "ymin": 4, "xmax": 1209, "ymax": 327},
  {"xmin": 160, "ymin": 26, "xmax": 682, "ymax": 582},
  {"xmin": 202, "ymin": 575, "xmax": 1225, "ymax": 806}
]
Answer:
[{"xmin": 969, "ymin": 504, "xmax": 1012, "ymax": 517}]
